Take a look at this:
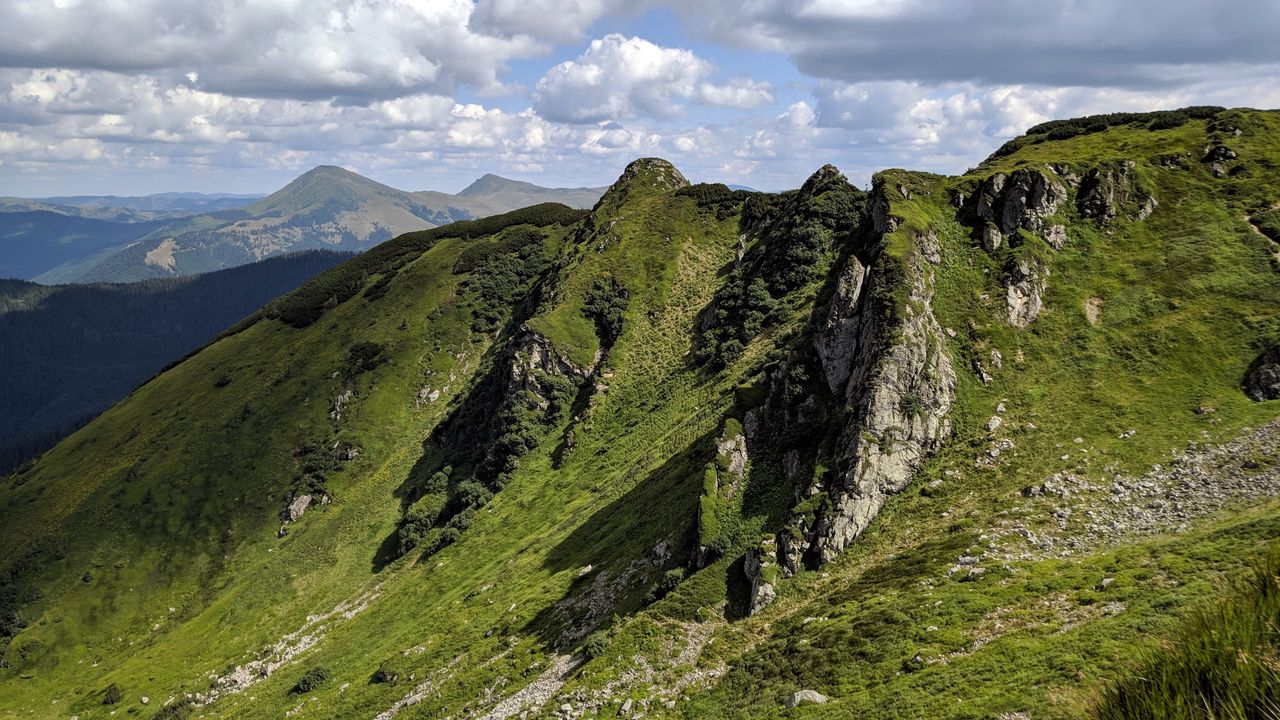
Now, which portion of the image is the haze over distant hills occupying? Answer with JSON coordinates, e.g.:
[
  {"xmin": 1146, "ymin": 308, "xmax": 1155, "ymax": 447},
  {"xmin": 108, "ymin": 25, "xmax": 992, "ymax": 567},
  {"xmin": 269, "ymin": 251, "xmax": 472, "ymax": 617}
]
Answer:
[
  {"xmin": 0, "ymin": 193, "xmax": 264, "ymax": 223},
  {"xmin": 0, "ymin": 249, "xmax": 351, "ymax": 473},
  {"xmin": 3, "ymin": 167, "xmax": 606, "ymax": 284}
]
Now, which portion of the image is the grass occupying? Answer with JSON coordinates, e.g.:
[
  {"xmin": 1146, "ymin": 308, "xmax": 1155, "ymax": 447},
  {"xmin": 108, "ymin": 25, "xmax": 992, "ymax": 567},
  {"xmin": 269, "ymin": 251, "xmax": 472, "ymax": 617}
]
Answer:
[{"xmin": 1093, "ymin": 545, "xmax": 1280, "ymax": 719}]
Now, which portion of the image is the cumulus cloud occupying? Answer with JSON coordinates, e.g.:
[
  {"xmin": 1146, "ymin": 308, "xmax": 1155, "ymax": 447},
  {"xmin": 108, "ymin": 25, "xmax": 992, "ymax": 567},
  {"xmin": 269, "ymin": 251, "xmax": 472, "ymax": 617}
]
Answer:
[
  {"xmin": 0, "ymin": 0, "xmax": 1277, "ymax": 195},
  {"xmin": 470, "ymin": 0, "xmax": 635, "ymax": 43},
  {"xmin": 696, "ymin": 78, "xmax": 775, "ymax": 109},
  {"xmin": 535, "ymin": 34, "xmax": 708, "ymax": 122},
  {"xmin": 0, "ymin": 0, "xmax": 545, "ymax": 101},
  {"xmin": 534, "ymin": 34, "xmax": 775, "ymax": 122}
]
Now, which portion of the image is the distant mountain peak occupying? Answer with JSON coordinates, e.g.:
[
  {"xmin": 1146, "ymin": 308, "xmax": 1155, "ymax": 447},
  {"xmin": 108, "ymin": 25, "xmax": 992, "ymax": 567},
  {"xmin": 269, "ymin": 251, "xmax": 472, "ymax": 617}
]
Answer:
[{"xmin": 457, "ymin": 173, "xmax": 535, "ymax": 197}]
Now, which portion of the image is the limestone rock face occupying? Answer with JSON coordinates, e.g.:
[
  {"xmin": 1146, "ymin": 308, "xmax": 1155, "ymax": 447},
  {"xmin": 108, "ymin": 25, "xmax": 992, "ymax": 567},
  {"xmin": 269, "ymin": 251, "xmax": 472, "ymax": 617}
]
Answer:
[
  {"xmin": 716, "ymin": 433, "xmax": 749, "ymax": 482},
  {"xmin": 966, "ymin": 167, "xmax": 1067, "ymax": 239},
  {"xmin": 1076, "ymin": 160, "xmax": 1156, "ymax": 224},
  {"xmin": 507, "ymin": 326, "xmax": 596, "ymax": 410},
  {"xmin": 1006, "ymin": 257, "xmax": 1049, "ymax": 327},
  {"xmin": 801, "ymin": 180, "xmax": 957, "ymax": 567},
  {"xmin": 1244, "ymin": 348, "xmax": 1280, "ymax": 401},
  {"xmin": 814, "ymin": 255, "xmax": 868, "ymax": 394},
  {"xmin": 743, "ymin": 540, "xmax": 778, "ymax": 615}
]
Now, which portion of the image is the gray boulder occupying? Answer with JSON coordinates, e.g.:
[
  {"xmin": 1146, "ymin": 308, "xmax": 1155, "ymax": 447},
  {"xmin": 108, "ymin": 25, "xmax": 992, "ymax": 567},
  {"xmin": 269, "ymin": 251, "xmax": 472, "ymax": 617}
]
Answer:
[
  {"xmin": 785, "ymin": 690, "xmax": 828, "ymax": 709},
  {"xmin": 1006, "ymin": 257, "xmax": 1049, "ymax": 327}
]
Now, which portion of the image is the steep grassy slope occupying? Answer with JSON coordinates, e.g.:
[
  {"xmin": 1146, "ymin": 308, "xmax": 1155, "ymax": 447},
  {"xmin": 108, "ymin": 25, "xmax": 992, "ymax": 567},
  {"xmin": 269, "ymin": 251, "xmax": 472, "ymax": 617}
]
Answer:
[{"xmin": 3, "ymin": 109, "xmax": 1280, "ymax": 720}]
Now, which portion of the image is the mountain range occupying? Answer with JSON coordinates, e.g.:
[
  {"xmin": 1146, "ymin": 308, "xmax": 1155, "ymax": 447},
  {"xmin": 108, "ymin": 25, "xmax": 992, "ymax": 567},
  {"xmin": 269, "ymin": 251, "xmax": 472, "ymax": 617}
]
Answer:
[
  {"xmin": 3, "ymin": 107, "xmax": 1280, "ymax": 719},
  {"xmin": 3, "ymin": 168, "xmax": 605, "ymax": 284}
]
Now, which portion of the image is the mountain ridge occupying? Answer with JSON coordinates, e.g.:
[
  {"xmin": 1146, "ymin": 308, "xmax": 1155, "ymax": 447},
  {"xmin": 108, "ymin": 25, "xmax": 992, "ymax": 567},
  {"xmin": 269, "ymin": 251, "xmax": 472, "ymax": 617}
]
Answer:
[
  {"xmin": 15, "ymin": 167, "xmax": 607, "ymax": 284},
  {"xmin": 2, "ymin": 107, "xmax": 1279, "ymax": 719}
]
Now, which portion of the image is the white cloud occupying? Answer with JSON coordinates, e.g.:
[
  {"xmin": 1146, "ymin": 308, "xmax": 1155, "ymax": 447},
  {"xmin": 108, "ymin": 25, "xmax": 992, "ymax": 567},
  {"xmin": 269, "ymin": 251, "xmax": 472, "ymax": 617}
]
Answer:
[
  {"xmin": 696, "ymin": 78, "xmax": 775, "ymax": 109},
  {"xmin": 534, "ymin": 34, "xmax": 774, "ymax": 122},
  {"xmin": 470, "ymin": 0, "xmax": 636, "ymax": 43},
  {"xmin": 535, "ymin": 34, "xmax": 711, "ymax": 122},
  {"xmin": 1, "ymin": 0, "xmax": 1279, "ymax": 195},
  {"xmin": 0, "ymin": 0, "xmax": 545, "ymax": 101},
  {"xmin": 675, "ymin": 0, "xmax": 1280, "ymax": 89}
]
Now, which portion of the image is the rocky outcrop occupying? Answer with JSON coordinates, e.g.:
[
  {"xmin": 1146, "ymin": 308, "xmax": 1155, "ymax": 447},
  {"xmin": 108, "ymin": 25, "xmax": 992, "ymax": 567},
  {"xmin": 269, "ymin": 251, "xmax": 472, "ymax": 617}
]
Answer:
[
  {"xmin": 284, "ymin": 493, "xmax": 312, "ymax": 522},
  {"xmin": 1244, "ymin": 347, "xmax": 1280, "ymax": 401},
  {"xmin": 800, "ymin": 180, "xmax": 957, "ymax": 567},
  {"xmin": 507, "ymin": 326, "xmax": 597, "ymax": 410},
  {"xmin": 1076, "ymin": 160, "xmax": 1157, "ymax": 224},
  {"xmin": 785, "ymin": 690, "xmax": 829, "ymax": 709},
  {"xmin": 1006, "ymin": 256, "xmax": 1049, "ymax": 327},
  {"xmin": 963, "ymin": 168, "xmax": 1067, "ymax": 250},
  {"xmin": 592, "ymin": 158, "xmax": 689, "ymax": 212},
  {"xmin": 744, "ymin": 538, "xmax": 778, "ymax": 615},
  {"xmin": 814, "ymin": 255, "xmax": 868, "ymax": 393},
  {"xmin": 716, "ymin": 433, "xmax": 748, "ymax": 485}
]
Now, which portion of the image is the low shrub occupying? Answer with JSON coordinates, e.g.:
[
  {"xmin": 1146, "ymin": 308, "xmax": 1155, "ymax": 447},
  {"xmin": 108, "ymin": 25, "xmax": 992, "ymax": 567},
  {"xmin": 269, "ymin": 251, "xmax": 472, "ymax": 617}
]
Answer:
[{"xmin": 291, "ymin": 666, "xmax": 331, "ymax": 694}]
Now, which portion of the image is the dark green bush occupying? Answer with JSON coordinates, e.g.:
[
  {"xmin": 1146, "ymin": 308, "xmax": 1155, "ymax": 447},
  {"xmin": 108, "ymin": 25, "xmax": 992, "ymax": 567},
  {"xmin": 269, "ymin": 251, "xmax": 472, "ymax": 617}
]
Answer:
[
  {"xmin": 696, "ymin": 174, "xmax": 860, "ymax": 368},
  {"xmin": 676, "ymin": 183, "xmax": 758, "ymax": 220},
  {"xmin": 455, "ymin": 227, "xmax": 550, "ymax": 333},
  {"xmin": 1146, "ymin": 113, "xmax": 1188, "ymax": 131},
  {"xmin": 346, "ymin": 341, "xmax": 385, "ymax": 375},
  {"xmin": 372, "ymin": 661, "xmax": 402, "ymax": 685},
  {"xmin": 645, "ymin": 567, "xmax": 687, "ymax": 605},
  {"xmin": 151, "ymin": 701, "xmax": 194, "ymax": 720},
  {"xmin": 583, "ymin": 629, "xmax": 610, "ymax": 659},
  {"xmin": 582, "ymin": 276, "xmax": 630, "ymax": 348},
  {"xmin": 291, "ymin": 666, "xmax": 331, "ymax": 694}
]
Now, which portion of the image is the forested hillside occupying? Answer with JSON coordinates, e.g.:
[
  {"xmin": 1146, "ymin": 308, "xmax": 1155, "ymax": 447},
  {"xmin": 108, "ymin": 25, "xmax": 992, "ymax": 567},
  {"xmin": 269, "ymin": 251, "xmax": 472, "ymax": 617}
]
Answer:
[{"xmin": 0, "ymin": 250, "xmax": 351, "ymax": 473}]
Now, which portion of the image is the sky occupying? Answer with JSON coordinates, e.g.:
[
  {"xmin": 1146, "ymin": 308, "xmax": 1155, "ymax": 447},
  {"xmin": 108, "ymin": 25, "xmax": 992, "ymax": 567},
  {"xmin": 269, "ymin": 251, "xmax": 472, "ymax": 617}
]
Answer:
[{"xmin": 0, "ymin": 0, "xmax": 1278, "ymax": 197}]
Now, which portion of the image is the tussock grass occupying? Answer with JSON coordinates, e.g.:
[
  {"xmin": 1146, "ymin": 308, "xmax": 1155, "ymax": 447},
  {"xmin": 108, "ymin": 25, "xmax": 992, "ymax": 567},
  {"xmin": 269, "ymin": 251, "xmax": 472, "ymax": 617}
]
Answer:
[{"xmin": 1094, "ymin": 546, "xmax": 1280, "ymax": 720}]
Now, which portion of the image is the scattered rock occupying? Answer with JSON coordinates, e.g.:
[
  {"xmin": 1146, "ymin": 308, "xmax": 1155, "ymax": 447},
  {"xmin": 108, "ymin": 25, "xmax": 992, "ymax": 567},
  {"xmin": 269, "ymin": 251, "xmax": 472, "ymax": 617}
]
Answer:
[
  {"xmin": 986, "ymin": 416, "xmax": 1003, "ymax": 433},
  {"xmin": 1202, "ymin": 144, "xmax": 1238, "ymax": 163},
  {"xmin": 1084, "ymin": 296, "xmax": 1103, "ymax": 325},
  {"xmin": 1045, "ymin": 223, "xmax": 1068, "ymax": 249},
  {"xmin": 784, "ymin": 690, "xmax": 829, "ymax": 709},
  {"xmin": 1243, "ymin": 347, "xmax": 1280, "ymax": 401},
  {"xmin": 284, "ymin": 494, "xmax": 312, "ymax": 523}
]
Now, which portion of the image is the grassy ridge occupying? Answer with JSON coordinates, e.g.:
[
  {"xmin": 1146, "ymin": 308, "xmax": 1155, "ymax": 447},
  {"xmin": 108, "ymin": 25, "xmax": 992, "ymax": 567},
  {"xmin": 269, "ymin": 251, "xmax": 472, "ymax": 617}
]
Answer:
[{"xmin": 2, "ymin": 111, "xmax": 1280, "ymax": 720}]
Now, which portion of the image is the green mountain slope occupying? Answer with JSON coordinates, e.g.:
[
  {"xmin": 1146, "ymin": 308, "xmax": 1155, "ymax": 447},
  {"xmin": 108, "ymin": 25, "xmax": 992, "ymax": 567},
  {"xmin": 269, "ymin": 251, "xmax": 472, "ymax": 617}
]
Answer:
[{"xmin": 3, "ymin": 108, "xmax": 1280, "ymax": 720}]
